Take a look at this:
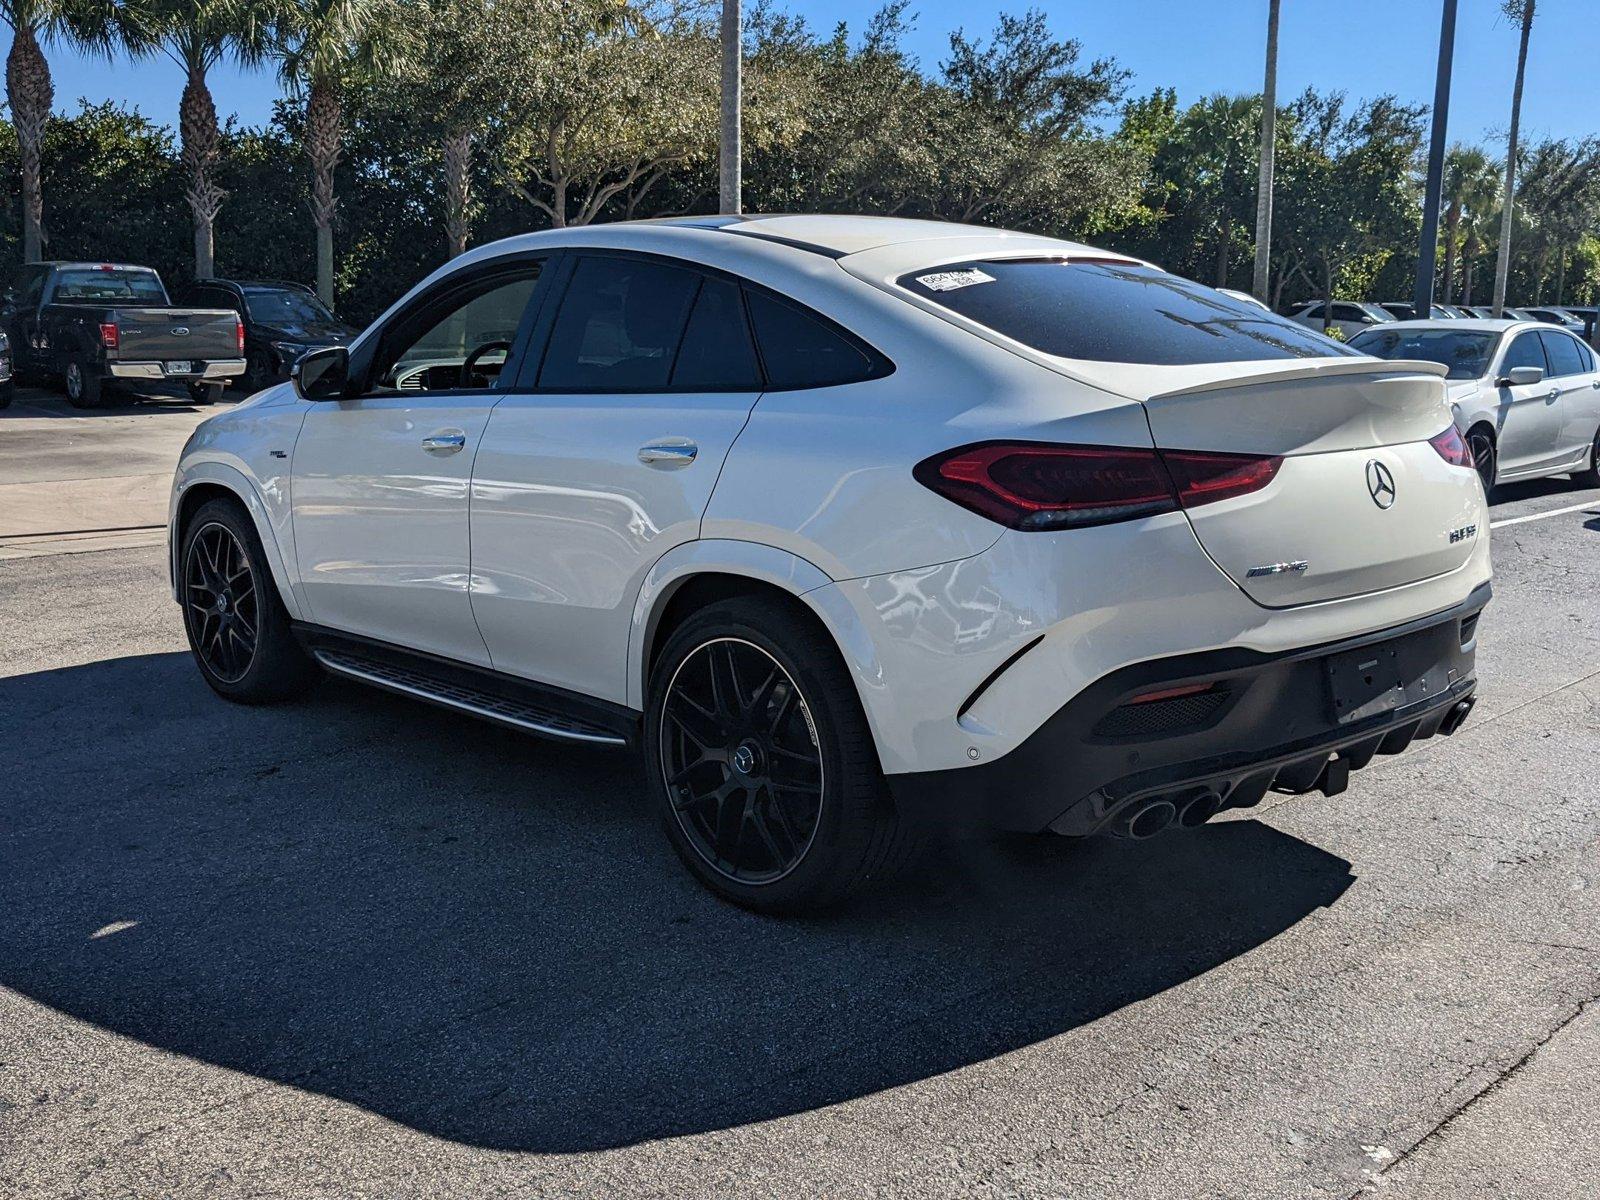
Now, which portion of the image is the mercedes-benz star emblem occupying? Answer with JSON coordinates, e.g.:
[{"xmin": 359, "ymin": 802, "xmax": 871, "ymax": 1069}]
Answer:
[{"xmin": 1366, "ymin": 459, "xmax": 1397, "ymax": 509}]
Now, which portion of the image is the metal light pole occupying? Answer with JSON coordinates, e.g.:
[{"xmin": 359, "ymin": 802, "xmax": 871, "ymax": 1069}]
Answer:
[
  {"xmin": 719, "ymin": 0, "xmax": 743, "ymax": 215},
  {"xmin": 1251, "ymin": 0, "xmax": 1281, "ymax": 302},
  {"xmin": 1414, "ymin": 0, "xmax": 1459, "ymax": 319}
]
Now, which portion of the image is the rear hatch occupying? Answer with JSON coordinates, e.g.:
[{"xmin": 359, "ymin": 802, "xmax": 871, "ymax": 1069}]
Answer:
[
  {"xmin": 1141, "ymin": 359, "xmax": 1483, "ymax": 607},
  {"xmin": 112, "ymin": 308, "xmax": 239, "ymax": 362}
]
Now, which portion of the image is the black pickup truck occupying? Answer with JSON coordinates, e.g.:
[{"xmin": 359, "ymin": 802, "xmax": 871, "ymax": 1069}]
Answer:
[{"xmin": 1, "ymin": 262, "xmax": 245, "ymax": 407}]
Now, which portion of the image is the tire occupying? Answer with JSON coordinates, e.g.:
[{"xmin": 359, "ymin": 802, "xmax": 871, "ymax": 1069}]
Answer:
[
  {"xmin": 180, "ymin": 497, "xmax": 320, "ymax": 704},
  {"xmin": 242, "ymin": 348, "xmax": 272, "ymax": 392},
  {"xmin": 1574, "ymin": 426, "xmax": 1600, "ymax": 488},
  {"xmin": 0, "ymin": 382, "xmax": 12, "ymax": 410},
  {"xmin": 644, "ymin": 595, "xmax": 920, "ymax": 914},
  {"xmin": 187, "ymin": 381, "xmax": 223, "ymax": 405},
  {"xmin": 63, "ymin": 356, "xmax": 102, "ymax": 409},
  {"xmin": 1466, "ymin": 424, "xmax": 1497, "ymax": 497}
]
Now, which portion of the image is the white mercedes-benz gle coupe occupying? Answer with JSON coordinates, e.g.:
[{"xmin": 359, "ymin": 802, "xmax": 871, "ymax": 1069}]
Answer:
[{"xmin": 169, "ymin": 215, "xmax": 1491, "ymax": 912}]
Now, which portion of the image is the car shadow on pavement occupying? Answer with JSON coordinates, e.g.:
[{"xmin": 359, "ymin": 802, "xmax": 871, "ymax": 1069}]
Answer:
[{"xmin": 0, "ymin": 650, "xmax": 1355, "ymax": 1153}]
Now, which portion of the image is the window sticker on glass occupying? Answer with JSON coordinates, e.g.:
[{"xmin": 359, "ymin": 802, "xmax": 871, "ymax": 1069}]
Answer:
[{"xmin": 915, "ymin": 268, "xmax": 996, "ymax": 293}]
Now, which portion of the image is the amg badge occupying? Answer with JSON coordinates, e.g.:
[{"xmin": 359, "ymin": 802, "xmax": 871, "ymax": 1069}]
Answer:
[
  {"xmin": 1246, "ymin": 560, "xmax": 1310, "ymax": 578},
  {"xmin": 1449, "ymin": 523, "xmax": 1478, "ymax": 544}
]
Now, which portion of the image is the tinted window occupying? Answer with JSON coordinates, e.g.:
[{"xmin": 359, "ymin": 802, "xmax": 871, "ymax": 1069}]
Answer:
[
  {"xmin": 540, "ymin": 256, "xmax": 699, "ymax": 391},
  {"xmin": 1500, "ymin": 332, "xmax": 1547, "ymax": 375},
  {"xmin": 745, "ymin": 291, "xmax": 880, "ymax": 388},
  {"xmin": 1349, "ymin": 328, "xmax": 1497, "ymax": 380},
  {"xmin": 53, "ymin": 268, "xmax": 166, "ymax": 304},
  {"xmin": 243, "ymin": 287, "xmax": 332, "ymax": 325},
  {"xmin": 1579, "ymin": 340, "xmax": 1597, "ymax": 373},
  {"xmin": 1299, "ymin": 303, "xmax": 1325, "ymax": 319},
  {"xmin": 1332, "ymin": 304, "xmax": 1366, "ymax": 321},
  {"xmin": 898, "ymin": 259, "xmax": 1357, "ymax": 365},
  {"xmin": 670, "ymin": 278, "xmax": 761, "ymax": 390},
  {"xmin": 1539, "ymin": 331, "xmax": 1586, "ymax": 377}
]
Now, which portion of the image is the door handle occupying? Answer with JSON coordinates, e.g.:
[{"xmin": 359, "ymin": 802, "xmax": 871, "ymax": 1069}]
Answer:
[
  {"xmin": 422, "ymin": 432, "xmax": 467, "ymax": 454},
  {"xmin": 638, "ymin": 439, "xmax": 698, "ymax": 467},
  {"xmin": 1547, "ymin": 389, "xmax": 1561, "ymax": 401}
]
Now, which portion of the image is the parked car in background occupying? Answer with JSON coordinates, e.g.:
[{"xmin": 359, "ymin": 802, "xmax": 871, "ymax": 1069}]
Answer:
[
  {"xmin": 1438, "ymin": 304, "xmax": 1474, "ymax": 319},
  {"xmin": 0, "ymin": 329, "xmax": 12, "ymax": 409},
  {"xmin": 175, "ymin": 278, "xmax": 360, "ymax": 392},
  {"xmin": 170, "ymin": 215, "xmax": 1489, "ymax": 912},
  {"xmin": 1379, "ymin": 301, "xmax": 1457, "ymax": 321},
  {"xmin": 1, "ymin": 262, "xmax": 243, "ymax": 407},
  {"xmin": 1350, "ymin": 318, "xmax": 1600, "ymax": 494},
  {"xmin": 1521, "ymin": 306, "xmax": 1586, "ymax": 333},
  {"xmin": 1289, "ymin": 300, "xmax": 1394, "ymax": 338}
]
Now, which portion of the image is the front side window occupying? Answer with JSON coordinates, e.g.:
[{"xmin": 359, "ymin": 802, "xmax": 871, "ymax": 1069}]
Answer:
[
  {"xmin": 373, "ymin": 261, "xmax": 543, "ymax": 394},
  {"xmin": 898, "ymin": 259, "xmax": 1358, "ymax": 365},
  {"xmin": 1499, "ymin": 332, "xmax": 1547, "ymax": 376},
  {"xmin": 52, "ymin": 268, "xmax": 166, "ymax": 304},
  {"xmin": 1348, "ymin": 328, "xmax": 1498, "ymax": 380},
  {"xmin": 539, "ymin": 256, "xmax": 701, "ymax": 391},
  {"xmin": 1538, "ymin": 331, "xmax": 1586, "ymax": 378}
]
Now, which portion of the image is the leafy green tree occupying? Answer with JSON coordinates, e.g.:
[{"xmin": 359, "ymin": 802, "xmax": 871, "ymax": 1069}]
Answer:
[
  {"xmin": 1440, "ymin": 144, "xmax": 1498, "ymax": 303},
  {"xmin": 1146, "ymin": 94, "xmax": 1260, "ymax": 285}
]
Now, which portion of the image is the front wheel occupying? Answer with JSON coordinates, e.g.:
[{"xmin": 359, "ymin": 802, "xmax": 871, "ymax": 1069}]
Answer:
[
  {"xmin": 1466, "ymin": 425, "xmax": 1497, "ymax": 497},
  {"xmin": 1574, "ymin": 426, "xmax": 1600, "ymax": 488},
  {"xmin": 181, "ymin": 497, "xmax": 320, "ymax": 703},
  {"xmin": 644, "ymin": 596, "xmax": 919, "ymax": 914}
]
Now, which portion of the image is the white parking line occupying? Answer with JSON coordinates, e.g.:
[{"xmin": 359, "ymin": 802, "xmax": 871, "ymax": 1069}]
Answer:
[{"xmin": 1490, "ymin": 499, "xmax": 1600, "ymax": 529}]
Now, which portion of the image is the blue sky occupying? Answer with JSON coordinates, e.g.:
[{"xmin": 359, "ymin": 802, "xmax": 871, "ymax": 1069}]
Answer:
[{"xmin": 3, "ymin": 0, "xmax": 1596, "ymax": 149}]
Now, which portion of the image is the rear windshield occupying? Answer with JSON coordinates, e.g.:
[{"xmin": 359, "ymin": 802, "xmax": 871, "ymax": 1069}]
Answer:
[
  {"xmin": 52, "ymin": 268, "xmax": 166, "ymax": 304},
  {"xmin": 1349, "ymin": 328, "xmax": 1498, "ymax": 379},
  {"xmin": 896, "ymin": 258, "xmax": 1358, "ymax": 365}
]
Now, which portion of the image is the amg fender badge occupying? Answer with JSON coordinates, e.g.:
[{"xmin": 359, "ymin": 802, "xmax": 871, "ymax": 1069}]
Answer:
[{"xmin": 1246, "ymin": 560, "xmax": 1310, "ymax": 578}]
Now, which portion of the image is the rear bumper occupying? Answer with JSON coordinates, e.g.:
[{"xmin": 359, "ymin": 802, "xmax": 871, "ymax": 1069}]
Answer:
[
  {"xmin": 108, "ymin": 359, "xmax": 245, "ymax": 382},
  {"xmin": 886, "ymin": 581, "xmax": 1489, "ymax": 836}
]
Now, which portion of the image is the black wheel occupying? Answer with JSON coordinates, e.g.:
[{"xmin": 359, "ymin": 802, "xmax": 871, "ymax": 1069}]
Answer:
[
  {"xmin": 242, "ymin": 348, "xmax": 272, "ymax": 392},
  {"xmin": 645, "ymin": 596, "xmax": 920, "ymax": 913},
  {"xmin": 63, "ymin": 357, "xmax": 102, "ymax": 409},
  {"xmin": 1466, "ymin": 425, "xmax": 1497, "ymax": 496},
  {"xmin": 1574, "ymin": 426, "xmax": 1600, "ymax": 488},
  {"xmin": 0, "ymin": 382, "xmax": 12, "ymax": 410},
  {"xmin": 187, "ymin": 381, "xmax": 223, "ymax": 405},
  {"xmin": 181, "ymin": 497, "xmax": 319, "ymax": 703}
]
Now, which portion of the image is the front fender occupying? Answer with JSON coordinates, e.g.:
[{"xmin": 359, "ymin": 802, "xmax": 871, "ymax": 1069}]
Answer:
[{"xmin": 169, "ymin": 458, "xmax": 303, "ymax": 621}]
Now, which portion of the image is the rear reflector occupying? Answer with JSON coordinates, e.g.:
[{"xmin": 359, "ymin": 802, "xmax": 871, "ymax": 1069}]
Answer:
[
  {"xmin": 914, "ymin": 442, "xmax": 1282, "ymax": 531},
  {"xmin": 99, "ymin": 323, "xmax": 118, "ymax": 350},
  {"xmin": 1429, "ymin": 425, "xmax": 1473, "ymax": 468}
]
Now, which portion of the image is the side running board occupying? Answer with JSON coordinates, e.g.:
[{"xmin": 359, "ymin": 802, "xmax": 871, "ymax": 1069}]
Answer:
[{"xmin": 313, "ymin": 647, "xmax": 630, "ymax": 747}]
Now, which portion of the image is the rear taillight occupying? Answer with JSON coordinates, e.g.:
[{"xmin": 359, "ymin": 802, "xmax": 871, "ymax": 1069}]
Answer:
[
  {"xmin": 235, "ymin": 318, "xmax": 245, "ymax": 355},
  {"xmin": 913, "ymin": 442, "xmax": 1281, "ymax": 531},
  {"xmin": 99, "ymin": 323, "xmax": 118, "ymax": 350},
  {"xmin": 1429, "ymin": 425, "xmax": 1473, "ymax": 468}
]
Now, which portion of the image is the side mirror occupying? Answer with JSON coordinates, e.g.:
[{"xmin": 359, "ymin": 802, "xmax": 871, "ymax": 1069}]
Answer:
[
  {"xmin": 293, "ymin": 346, "xmax": 349, "ymax": 400},
  {"xmin": 1499, "ymin": 365, "xmax": 1544, "ymax": 387}
]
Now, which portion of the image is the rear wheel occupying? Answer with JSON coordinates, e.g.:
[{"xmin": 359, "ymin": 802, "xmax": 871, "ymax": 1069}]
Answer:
[
  {"xmin": 1574, "ymin": 426, "xmax": 1600, "ymax": 488},
  {"xmin": 181, "ymin": 497, "xmax": 320, "ymax": 703},
  {"xmin": 1466, "ymin": 424, "xmax": 1497, "ymax": 496},
  {"xmin": 242, "ymin": 348, "xmax": 272, "ymax": 392},
  {"xmin": 63, "ymin": 357, "xmax": 102, "ymax": 409},
  {"xmin": 644, "ymin": 596, "xmax": 919, "ymax": 913},
  {"xmin": 187, "ymin": 381, "xmax": 223, "ymax": 405}
]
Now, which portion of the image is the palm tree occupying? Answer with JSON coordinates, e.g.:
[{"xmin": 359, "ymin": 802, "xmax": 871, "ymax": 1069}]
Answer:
[
  {"xmin": 718, "ymin": 0, "xmax": 740, "ymax": 214},
  {"xmin": 1493, "ymin": 0, "xmax": 1535, "ymax": 315},
  {"xmin": 1440, "ymin": 145, "xmax": 1494, "ymax": 302},
  {"xmin": 1250, "ymin": 0, "xmax": 1279, "ymax": 300},
  {"xmin": 3, "ymin": 0, "xmax": 116, "ymax": 262},
  {"xmin": 276, "ymin": 0, "xmax": 397, "ymax": 304},
  {"xmin": 121, "ymin": 0, "xmax": 279, "ymax": 279}
]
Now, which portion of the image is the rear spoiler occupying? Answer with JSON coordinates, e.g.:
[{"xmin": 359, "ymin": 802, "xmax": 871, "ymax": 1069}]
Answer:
[{"xmin": 1147, "ymin": 358, "xmax": 1448, "ymax": 403}]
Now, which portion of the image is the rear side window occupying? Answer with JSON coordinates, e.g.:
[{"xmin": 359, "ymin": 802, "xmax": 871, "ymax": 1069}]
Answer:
[
  {"xmin": 1538, "ymin": 331, "xmax": 1586, "ymax": 377},
  {"xmin": 1579, "ymin": 340, "xmax": 1597, "ymax": 373},
  {"xmin": 745, "ymin": 291, "xmax": 884, "ymax": 388},
  {"xmin": 898, "ymin": 259, "xmax": 1359, "ymax": 365},
  {"xmin": 540, "ymin": 256, "xmax": 699, "ymax": 391},
  {"xmin": 670, "ymin": 278, "xmax": 761, "ymax": 390}
]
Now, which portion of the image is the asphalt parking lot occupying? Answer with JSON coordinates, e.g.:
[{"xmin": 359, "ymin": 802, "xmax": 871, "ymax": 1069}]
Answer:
[{"xmin": 2, "ymin": 388, "xmax": 1599, "ymax": 1198}]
